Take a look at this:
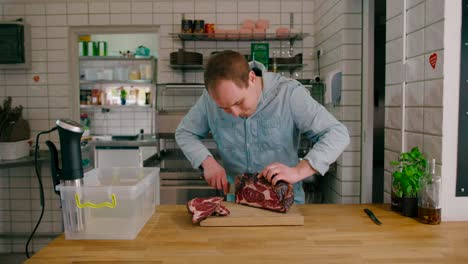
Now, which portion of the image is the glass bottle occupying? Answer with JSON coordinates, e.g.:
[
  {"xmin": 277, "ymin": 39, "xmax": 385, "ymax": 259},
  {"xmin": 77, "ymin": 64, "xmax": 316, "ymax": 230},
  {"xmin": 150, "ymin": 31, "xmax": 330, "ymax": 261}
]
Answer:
[
  {"xmin": 417, "ymin": 158, "xmax": 441, "ymax": 224},
  {"xmin": 272, "ymin": 50, "xmax": 278, "ymax": 73}
]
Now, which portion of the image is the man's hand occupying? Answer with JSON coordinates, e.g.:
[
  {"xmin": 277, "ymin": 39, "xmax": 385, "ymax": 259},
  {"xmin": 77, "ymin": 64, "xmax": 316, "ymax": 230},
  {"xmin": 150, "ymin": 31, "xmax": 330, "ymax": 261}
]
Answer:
[
  {"xmin": 201, "ymin": 156, "xmax": 229, "ymax": 194},
  {"xmin": 258, "ymin": 160, "xmax": 317, "ymax": 186}
]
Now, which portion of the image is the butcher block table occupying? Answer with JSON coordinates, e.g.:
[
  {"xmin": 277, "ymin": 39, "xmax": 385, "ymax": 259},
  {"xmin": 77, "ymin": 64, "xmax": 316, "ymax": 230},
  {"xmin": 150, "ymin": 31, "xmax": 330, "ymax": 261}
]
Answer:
[{"xmin": 25, "ymin": 204, "xmax": 468, "ymax": 264}]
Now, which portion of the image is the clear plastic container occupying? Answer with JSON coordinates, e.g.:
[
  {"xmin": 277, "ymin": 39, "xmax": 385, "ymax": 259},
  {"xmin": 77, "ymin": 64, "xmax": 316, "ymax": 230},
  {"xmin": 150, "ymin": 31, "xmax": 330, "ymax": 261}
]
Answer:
[{"xmin": 56, "ymin": 167, "xmax": 159, "ymax": 240}]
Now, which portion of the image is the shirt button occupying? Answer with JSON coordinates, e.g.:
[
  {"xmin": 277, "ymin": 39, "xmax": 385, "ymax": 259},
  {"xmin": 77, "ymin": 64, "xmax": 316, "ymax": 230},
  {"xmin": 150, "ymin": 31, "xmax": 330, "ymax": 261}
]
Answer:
[{"xmin": 246, "ymin": 143, "xmax": 250, "ymax": 147}]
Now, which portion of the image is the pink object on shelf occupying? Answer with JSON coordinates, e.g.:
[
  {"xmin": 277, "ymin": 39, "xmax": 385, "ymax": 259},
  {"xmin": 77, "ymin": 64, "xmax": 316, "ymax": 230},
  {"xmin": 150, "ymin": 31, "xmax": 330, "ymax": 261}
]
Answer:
[
  {"xmin": 214, "ymin": 28, "xmax": 226, "ymax": 39},
  {"xmin": 252, "ymin": 28, "xmax": 266, "ymax": 39},
  {"xmin": 239, "ymin": 27, "xmax": 253, "ymax": 39},
  {"xmin": 241, "ymin": 19, "xmax": 256, "ymax": 29},
  {"xmin": 276, "ymin": 27, "xmax": 290, "ymax": 39},
  {"xmin": 255, "ymin": 19, "xmax": 270, "ymax": 29},
  {"xmin": 226, "ymin": 29, "xmax": 239, "ymax": 40}
]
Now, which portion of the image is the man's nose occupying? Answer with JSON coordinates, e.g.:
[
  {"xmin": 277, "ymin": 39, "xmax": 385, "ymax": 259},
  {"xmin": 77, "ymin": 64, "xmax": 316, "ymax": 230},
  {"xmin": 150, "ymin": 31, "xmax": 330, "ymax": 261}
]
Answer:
[{"xmin": 226, "ymin": 107, "xmax": 241, "ymax": 117}]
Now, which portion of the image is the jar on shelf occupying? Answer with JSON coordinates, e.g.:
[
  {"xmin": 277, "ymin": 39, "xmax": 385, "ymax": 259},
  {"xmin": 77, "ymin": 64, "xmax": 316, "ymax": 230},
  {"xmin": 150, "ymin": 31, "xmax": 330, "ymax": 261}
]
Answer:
[
  {"xmin": 417, "ymin": 158, "xmax": 442, "ymax": 225},
  {"xmin": 129, "ymin": 68, "xmax": 141, "ymax": 80},
  {"xmin": 91, "ymin": 89, "xmax": 99, "ymax": 105}
]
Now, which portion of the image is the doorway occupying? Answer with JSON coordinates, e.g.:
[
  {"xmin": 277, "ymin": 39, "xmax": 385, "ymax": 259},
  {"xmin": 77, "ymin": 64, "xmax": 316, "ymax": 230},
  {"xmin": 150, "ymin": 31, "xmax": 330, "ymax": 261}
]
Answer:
[{"xmin": 372, "ymin": 1, "xmax": 386, "ymax": 203}]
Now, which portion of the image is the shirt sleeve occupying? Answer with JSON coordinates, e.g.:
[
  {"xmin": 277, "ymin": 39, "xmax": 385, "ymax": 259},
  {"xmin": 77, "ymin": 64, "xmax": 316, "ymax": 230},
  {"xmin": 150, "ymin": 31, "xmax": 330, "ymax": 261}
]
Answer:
[
  {"xmin": 289, "ymin": 85, "xmax": 350, "ymax": 175},
  {"xmin": 175, "ymin": 91, "xmax": 213, "ymax": 169}
]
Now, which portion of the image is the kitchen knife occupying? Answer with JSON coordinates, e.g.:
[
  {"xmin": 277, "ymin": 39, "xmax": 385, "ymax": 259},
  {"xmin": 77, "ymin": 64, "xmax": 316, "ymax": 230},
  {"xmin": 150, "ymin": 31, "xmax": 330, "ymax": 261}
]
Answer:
[
  {"xmin": 225, "ymin": 183, "xmax": 235, "ymax": 202},
  {"xmin": 364, "ymin": 208, "xmax": 382, "ymax": 225}
]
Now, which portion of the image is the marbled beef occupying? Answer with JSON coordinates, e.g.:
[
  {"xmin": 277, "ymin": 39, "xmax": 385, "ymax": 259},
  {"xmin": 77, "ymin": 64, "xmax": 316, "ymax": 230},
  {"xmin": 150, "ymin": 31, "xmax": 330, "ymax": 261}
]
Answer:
[
  {"xmin": 187, "ymin": 197, "xmax": 230, "ymax": 223},
  {"xmin": 235, "ymin": 173, "xmax": 294, "ymax": 213}
]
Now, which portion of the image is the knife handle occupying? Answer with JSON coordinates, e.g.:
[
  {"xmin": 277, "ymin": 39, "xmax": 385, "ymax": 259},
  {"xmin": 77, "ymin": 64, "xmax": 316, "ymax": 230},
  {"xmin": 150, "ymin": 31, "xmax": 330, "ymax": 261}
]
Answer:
[{"xmin": 364, "ymin": 208, "xmax": 382, "ymax": 225}]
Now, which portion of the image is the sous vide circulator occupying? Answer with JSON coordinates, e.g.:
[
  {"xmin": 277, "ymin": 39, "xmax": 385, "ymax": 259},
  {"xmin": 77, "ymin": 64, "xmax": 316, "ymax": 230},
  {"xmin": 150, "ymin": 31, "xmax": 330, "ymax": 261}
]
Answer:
[{"xmin": 45, "ymin": 119, "xmax": 85, "ymax": 232}]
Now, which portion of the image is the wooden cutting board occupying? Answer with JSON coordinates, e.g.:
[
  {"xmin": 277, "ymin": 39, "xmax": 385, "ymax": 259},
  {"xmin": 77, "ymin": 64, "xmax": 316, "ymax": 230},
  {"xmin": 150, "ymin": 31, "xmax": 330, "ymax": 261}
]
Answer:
[{"xmin": 200, "ymin": 202, "xmax": 304, "ymax": 227}]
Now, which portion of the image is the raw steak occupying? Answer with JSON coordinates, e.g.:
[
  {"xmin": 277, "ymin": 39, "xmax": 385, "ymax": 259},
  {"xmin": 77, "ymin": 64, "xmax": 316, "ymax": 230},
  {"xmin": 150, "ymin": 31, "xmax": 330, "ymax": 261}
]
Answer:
[
  {"xmin": 235, "ymin": 173, "xmax": 294, "ymax": 213},
  {"xmin": 187, "ymin": 197, "xmax": 230, "ymax": 223}
]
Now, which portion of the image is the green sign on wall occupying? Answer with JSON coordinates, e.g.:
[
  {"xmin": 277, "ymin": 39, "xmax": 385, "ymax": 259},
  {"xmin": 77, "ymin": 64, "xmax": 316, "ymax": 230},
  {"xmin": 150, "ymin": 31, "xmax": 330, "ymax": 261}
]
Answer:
[{"xmin": 251, "ymin": 43, "xmax": 269, "ymax": 70}]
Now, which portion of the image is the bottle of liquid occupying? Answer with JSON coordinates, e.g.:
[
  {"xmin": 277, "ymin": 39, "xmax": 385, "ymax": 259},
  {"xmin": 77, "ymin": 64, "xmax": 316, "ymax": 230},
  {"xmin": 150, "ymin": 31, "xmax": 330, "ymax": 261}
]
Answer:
[
  {"xmin": 272, "ymin": 50, "xmax": 278, "ymax": 73},
  {"xmin": 417, "ymin": 158, "xmax": 442, "ymax": 224}
]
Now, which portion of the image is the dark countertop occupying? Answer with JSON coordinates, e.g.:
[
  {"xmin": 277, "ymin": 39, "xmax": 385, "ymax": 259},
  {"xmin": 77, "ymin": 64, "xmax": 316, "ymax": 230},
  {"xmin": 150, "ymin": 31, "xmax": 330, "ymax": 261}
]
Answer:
[
  {"xmin": 0, "ymin": 150, "xmax": 50, "ymax": 169},
  {"xmin": 144, "ymin": 148, "xmax": 220, "ymax": 171},
  {"xmin": 88, "ymin": 134, "xmax": 158, "ymax": 147}
]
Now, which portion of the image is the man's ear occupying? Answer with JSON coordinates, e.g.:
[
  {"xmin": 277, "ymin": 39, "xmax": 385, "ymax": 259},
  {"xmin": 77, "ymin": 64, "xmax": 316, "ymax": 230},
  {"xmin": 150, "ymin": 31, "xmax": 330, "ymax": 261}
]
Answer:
[{"xmin": 248, "ymin": 71, "xmax": 256, "ymax": 84}]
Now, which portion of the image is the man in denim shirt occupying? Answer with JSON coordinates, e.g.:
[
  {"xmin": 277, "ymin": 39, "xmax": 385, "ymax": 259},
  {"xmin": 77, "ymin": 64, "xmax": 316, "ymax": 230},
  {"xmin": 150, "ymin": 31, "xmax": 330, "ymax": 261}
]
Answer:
[{"xmin": 175, "ymin": 50, "xmax": 350, "ymax": 204}]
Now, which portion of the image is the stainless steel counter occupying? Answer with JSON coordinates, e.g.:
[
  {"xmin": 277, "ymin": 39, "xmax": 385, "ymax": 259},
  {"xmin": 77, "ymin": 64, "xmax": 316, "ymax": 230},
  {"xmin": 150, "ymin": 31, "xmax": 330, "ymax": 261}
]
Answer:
[{"xmin": 87, "ymin": 134, "xmax": 158, "ymax": 147}]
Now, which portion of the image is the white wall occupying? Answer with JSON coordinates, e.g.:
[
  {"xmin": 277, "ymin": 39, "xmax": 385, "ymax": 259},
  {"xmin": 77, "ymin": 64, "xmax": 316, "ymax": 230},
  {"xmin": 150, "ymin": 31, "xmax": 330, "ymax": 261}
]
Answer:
[
  {"xmin": 313, "ymin": 0, "xmax": 363, "ymax": 204},
  {"xmin": 384, "ymin": 0, "xmax": 445, "ymax": 203},
  {"xmin": 0, "ymin": 0, "xmax": 315, "ymax": 147},
  {"xmin": 384, "ymin": 0, "xmax": 467, "ymax": 220},
  {"xmin": 442, "ymin": 0, "xmax": 468, "ymax": 221}
]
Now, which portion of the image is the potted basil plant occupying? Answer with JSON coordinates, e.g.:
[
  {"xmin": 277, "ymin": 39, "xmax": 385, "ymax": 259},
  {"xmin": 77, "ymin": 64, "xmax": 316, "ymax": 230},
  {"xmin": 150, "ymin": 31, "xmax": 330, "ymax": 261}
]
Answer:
[{"xmin": 390, "ymin": 147, "xmax": 427, "ymax": 217}]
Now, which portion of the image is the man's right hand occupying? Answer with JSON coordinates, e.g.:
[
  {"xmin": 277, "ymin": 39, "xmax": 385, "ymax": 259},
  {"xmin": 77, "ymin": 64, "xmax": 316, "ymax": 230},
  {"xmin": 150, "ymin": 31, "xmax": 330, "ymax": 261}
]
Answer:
[{"xmin": 201, "ymin": 156, "xmax": 229, "ymax": 194}]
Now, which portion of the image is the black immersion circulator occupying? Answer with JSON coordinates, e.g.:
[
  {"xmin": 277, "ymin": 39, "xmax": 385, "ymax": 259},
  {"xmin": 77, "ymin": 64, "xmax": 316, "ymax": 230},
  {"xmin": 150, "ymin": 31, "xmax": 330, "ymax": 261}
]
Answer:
[{"xmin": 46, "ymin": 119, "xmax": 85, "ymax": 232}]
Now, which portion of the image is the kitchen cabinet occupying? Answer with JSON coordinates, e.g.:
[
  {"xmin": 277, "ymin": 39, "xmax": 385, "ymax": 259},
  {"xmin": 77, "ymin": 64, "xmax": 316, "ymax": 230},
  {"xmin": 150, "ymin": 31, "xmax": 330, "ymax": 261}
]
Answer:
[
  {"xmin": 90, "ymin": 134, "xmax": 158, "ymax": 168},
  {"xmin": 93, "ymin": 146, "xmax": 158, "ymax": 168},
  {"xmin": 94, "ymin": 147, "xmax": 142, "ymax": 168},
  {"xmin": 156, "ymin": 149, "xmax": 221, "ymax": 205}
]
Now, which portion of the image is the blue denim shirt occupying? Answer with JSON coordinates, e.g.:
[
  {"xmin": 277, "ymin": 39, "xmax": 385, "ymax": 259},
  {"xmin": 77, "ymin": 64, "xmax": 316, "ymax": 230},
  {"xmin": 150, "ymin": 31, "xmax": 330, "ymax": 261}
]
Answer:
[{"xmin": 175, "ymin": 72, "xmax": 350, "ymax": 204}]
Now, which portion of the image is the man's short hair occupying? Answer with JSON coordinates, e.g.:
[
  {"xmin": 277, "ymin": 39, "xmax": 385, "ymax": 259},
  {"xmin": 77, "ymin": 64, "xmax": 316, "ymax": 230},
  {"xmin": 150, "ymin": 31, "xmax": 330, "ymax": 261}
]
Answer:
[{"xmin": 204, "ymin": 50, "xmax": 250, "ymax": 91}]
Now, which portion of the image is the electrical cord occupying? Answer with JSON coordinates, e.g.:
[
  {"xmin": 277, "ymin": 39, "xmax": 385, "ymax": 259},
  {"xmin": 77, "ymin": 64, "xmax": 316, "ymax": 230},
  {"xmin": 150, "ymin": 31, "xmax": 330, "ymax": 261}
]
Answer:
[
  {"xmin": 25, "ymin": 127, "xmax": 57, "ymax": 258},
  {"xmin": 317, "ymin": 49, "xmax": 321, "ymax": 78}
]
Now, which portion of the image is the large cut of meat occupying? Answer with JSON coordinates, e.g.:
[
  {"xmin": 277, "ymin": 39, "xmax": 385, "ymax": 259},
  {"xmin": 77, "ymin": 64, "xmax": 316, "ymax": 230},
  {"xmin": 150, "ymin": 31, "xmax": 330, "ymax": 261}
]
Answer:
[
  {"xmin": 187, "ymin": 197, "xmax": 230, "ymax": 223},
  {"xmin": 235, "ymin": 173, "xmax": 294, "ymax": 213}
]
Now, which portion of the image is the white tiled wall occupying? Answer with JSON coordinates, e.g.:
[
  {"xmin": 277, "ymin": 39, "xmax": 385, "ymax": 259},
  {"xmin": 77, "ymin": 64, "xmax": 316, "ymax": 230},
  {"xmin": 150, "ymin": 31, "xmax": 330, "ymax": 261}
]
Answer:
[
  {"xmin": 156, "ymin": 0, "xmax": 315, "ymax": 84},
  {"xmin": 313, "ymin": 0, "xmax": 362, "ymax": 204},
  {"xmin": 81, "ymin": 107, "xmax": 153, "ymax": 135},
  {"xmin": 384, "ymin": 0, "xmax": 445, "ymax": 202},
  {"xmin": 0, "ymin": 0, "xmax": 315, "ymax": 147},
  {"xmin": 0, "ymin": 166, "xmax": 61, "ymax": 253}
]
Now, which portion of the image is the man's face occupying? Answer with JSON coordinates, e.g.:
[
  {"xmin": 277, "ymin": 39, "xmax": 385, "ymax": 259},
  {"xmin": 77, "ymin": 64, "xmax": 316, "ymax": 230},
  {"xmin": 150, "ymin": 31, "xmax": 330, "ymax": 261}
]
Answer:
[{"xmin": 209, "ymin": 72, "xmax": 259, "ymax": 118}]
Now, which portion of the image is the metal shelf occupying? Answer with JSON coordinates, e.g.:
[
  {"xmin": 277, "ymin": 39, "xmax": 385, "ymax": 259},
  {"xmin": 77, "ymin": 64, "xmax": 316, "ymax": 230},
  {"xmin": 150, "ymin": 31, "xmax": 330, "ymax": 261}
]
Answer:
[
  {"xmin": 169, "ymin": 64, "xmax": 204, "ymax": 71},
  {"xmin": 80, "ymin": 80, "xmax": 153, "ymax": 85},
  {"xmin": 79, "ymin": 56, "xmax": 155, "ymax": 61},
  {"xmin": 169, "ymin": 33, "xmax": 309, "ymax": 42},
  {"xmin": 272, "ymin": 64, "xmax": 307, "ymax": 73},
  {"xmin": 80, "ymin": 104, "xmax": 151, "ymax": 109}
]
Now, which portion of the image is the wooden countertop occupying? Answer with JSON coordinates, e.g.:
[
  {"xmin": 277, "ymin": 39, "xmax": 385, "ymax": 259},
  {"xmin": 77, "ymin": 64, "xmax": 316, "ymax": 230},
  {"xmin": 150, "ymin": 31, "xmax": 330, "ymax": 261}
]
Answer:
[{"xmin": 25, "ymin": 204, "xmax": 468, "ymax": 264}]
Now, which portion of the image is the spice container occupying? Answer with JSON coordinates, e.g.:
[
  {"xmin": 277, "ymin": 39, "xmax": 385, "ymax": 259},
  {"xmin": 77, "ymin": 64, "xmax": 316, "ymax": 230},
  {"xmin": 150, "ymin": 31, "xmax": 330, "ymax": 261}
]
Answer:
[
  {"xmin": 129, "ymin": 68, "xmax": 141, "ymax": 80},
  {"xmin": 193, "ymin": 20, "xmax": 205, "ymax": 33},
  {"xmin": 78, "ymin": 42, "xmax": 88, "ymax": 56},
  {"xmin": 417, "ymin": 159, "xmax": 441, "ymax": 225},
  {"xmin": 181, "ymin": 19, "xmax": 193, "ymax": 33},
  {"xmin": 87, "ymin": 41, "xmax": 98, "ymax": 56},
  {"xmin": 98, "ymin": 41, "xmax": 107, "ymax": 56}
]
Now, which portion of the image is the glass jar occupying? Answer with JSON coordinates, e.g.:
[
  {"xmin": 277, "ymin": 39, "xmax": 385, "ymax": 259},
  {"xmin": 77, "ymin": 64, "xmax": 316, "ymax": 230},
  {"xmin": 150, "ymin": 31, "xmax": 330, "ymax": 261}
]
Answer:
[{"xmin": 417, "ymin": 159, "xmax": 441, "ymax": 224}]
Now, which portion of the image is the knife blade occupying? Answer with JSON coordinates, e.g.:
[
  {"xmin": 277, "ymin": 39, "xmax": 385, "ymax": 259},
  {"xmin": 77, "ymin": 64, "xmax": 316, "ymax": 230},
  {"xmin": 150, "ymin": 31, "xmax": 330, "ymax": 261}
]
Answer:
[{"xmin": 364, "ymin": 208, "xmax": 382, "ymax": 225}]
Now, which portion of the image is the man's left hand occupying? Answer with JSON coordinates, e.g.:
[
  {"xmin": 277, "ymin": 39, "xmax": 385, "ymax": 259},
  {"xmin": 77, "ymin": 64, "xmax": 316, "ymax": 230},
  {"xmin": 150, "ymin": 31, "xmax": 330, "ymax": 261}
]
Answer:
[
  {"xmin": 258, "ymin": 162, "xmax": 302, "ymax": 186},
  {"xmin": 258, "ymin": 160, "xmax": 317, "ymax": 186}
]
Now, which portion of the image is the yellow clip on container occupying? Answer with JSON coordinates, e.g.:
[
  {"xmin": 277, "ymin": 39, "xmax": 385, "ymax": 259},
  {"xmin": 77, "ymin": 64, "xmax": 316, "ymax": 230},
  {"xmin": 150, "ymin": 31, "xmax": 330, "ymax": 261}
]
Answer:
[{"xmin": 56, "ymin": 167, "xmax": 159, "ymax": 240}]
